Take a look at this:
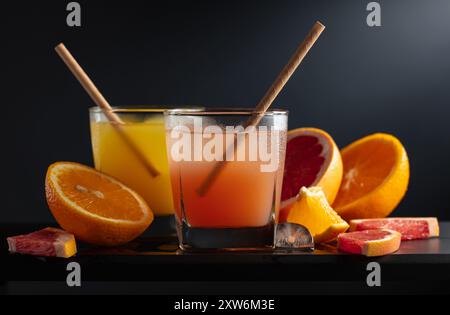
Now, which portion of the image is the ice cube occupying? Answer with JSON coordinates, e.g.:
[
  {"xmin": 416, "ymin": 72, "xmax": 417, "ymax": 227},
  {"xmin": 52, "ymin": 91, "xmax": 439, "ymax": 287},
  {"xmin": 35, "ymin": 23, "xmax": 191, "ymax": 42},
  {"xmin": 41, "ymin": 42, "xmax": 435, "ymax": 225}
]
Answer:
[{"xmin": 275, "ymin": 223, "xmax": 314, "ymax": 251}]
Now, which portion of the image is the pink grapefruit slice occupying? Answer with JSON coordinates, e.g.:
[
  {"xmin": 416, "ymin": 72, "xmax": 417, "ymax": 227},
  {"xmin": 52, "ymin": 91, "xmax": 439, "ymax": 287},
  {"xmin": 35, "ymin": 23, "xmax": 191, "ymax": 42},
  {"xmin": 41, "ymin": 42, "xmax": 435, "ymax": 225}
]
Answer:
[
  {"xmin": 349, "ymin": 218, "xmax": 439, "ymax": 241},
  {"xmin": 280, "ymin": 128, "xmax": 343, "ymax": 222},
  {"xmin": 337, "ymin": 229, "xmax": 401, "ymax": 257},
  {"xmin": 7, "ymin": 228, "xmax": 77, "ymax": 258}
]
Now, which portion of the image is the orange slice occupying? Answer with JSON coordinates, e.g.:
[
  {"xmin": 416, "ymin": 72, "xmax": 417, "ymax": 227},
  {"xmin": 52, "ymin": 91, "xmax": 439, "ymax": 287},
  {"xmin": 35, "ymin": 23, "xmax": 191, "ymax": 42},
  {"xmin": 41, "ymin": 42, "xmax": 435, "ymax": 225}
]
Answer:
[
  {"xmin": 280, "ymin": 128, "xmax": 343, "ymax": 222},
  {"xmin": 286, "ymin": 187, "xmax": 349, "ymax": 243},
  {"xmin": 45, "ymin": 162, "xmax": 154, "ymax": 246},
  {"xmin": 333, "ymin": 133, "xmax": 410, "ymax": 221}
]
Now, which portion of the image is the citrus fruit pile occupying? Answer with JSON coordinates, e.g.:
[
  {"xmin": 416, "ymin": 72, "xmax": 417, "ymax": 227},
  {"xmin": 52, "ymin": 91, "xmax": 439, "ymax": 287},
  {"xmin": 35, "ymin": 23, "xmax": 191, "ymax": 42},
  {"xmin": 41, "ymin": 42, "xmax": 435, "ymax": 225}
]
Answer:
[
  {"xmin": 281, "ymin": 129, "xmax": 439, "ymax": 256},
  {"xmin": 21, "ymin": 127, "xmax": 437, "ymax": 257}
]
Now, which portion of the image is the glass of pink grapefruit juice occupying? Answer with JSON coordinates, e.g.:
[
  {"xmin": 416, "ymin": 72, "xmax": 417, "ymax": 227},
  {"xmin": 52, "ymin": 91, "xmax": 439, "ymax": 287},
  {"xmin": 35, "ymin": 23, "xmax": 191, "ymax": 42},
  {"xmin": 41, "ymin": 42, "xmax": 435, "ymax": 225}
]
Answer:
[{"xmin": 165, "ymin": 108, "xmax": 288, "ymax": 251}]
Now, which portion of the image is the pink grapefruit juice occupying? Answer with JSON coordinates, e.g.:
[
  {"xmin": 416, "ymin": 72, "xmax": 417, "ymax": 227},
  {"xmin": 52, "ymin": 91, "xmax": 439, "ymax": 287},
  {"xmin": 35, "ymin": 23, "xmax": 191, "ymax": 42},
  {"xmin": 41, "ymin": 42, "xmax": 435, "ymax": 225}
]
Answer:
[
  {"xmin": 171, "ymin": 159, "xmax": 278, "ymax": 228},
  {"xmin": 167, "ymin": 131, "xmax": 285, "ymax": 229}
]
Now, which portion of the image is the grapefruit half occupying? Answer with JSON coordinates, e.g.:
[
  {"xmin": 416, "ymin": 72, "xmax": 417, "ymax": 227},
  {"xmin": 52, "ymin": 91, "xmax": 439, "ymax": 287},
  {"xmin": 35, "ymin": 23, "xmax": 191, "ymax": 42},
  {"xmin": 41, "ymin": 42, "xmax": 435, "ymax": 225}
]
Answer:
[{"xmin": 280, "ymin": 128, "xmax": 343, "ymax": 222}]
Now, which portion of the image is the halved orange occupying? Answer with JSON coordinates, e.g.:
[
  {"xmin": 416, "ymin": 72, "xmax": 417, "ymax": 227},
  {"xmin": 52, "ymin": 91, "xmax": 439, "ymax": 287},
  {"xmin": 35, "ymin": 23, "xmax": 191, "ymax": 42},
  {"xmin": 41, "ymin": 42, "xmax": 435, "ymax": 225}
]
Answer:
[
  {"xmin": 333, "ymin": 133, "xmax": 410, "ymax": 221},
  {"xmin": 45, "ymin": 162, "xmax": 154, "ymax": 246},
  {"xmin": 280, "ymin": 128, "xmax": 343, "ymax": 222}
]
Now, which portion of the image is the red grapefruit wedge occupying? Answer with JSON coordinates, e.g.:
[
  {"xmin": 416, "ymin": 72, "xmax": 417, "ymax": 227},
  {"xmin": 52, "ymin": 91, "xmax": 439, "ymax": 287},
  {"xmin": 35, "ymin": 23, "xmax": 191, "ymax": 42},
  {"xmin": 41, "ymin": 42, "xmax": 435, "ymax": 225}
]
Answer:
[
  {"xmin": 280, "ymin": 128, "xmax": 343, "ymax": 222},
  {"xmin": 337, "ymin": 229, "xmax": 401, "ymax": 257},
  {"xmin": 7, "ymin": 228, "xmax": 77, "ymax": 258},
  {"xmin": 349, "ymin": 218, "xmax": 439, "ymax": 241}
]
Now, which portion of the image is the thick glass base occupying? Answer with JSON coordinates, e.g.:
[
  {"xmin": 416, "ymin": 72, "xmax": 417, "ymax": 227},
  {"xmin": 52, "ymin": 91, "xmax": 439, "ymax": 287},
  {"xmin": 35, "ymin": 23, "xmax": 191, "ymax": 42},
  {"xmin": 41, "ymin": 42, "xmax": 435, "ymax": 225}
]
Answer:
[{"xmin": 178, "ymin": 220, "xmax": 275, "ymax": 252}]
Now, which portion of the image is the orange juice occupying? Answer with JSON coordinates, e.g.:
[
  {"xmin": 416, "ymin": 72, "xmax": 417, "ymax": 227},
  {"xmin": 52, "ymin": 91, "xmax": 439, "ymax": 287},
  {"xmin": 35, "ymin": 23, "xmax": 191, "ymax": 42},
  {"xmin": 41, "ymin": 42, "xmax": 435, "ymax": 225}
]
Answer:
[{"xmin": 90, "ymin": 111, "xmax": 174, "ymax": 216}]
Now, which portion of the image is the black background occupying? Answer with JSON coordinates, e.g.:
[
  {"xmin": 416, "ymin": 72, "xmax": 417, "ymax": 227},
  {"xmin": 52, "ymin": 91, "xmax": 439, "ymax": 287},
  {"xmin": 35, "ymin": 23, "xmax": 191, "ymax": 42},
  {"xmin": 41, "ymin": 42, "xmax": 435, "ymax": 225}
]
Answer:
[{"xmin": 2, "ymin": 0, "xmax": 450, "ymax": 223}]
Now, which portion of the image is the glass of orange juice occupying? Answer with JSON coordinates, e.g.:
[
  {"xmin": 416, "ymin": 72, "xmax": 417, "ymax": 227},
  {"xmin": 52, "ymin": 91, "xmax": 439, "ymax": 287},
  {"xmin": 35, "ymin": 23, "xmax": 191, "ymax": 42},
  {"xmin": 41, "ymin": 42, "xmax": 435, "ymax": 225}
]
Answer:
[
  {"xmin": 165, "ymin": 108, "xmax": 288, "ymax": 251},
  {"xmin": 90, "ymin": 106, "xmax": 181, "ymax": 232}
]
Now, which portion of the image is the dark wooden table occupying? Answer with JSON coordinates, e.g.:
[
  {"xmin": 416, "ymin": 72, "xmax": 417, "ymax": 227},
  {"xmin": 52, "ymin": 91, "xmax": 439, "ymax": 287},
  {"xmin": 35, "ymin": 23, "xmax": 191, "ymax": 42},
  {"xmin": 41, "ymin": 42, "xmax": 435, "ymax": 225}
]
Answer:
[{"xmin": 1, "ymin": 222, "xmax": 449, "ymax": 294}]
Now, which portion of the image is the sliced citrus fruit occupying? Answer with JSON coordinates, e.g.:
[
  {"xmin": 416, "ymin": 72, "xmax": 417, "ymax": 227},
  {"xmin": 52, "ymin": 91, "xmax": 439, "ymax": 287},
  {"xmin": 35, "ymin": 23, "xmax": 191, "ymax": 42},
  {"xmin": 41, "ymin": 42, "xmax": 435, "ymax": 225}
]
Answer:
[
  {"xmin": 7, "ymin": 228, "xmax": 77, "ymax": 258},
  {"xmin": 349, "ymin": 218, "xmax": 439, "ymax": 241},
  {"xmin": 286, "ymin": 187, "xmax": 349, "ymax": 243},
  {"xmin": 280, "ymin": 128, "xmax": 343, "ymax": 222},
  {"xmin": 45, "ymin": 162, "xmax": 154, "ymax": 246},
  {"xmin": 337, "ymin": 229, "xmax": 401, "ymax": 257},
  {"xmin": 333, "ymin": 133, "xmax": 410, "ymax": 221}
]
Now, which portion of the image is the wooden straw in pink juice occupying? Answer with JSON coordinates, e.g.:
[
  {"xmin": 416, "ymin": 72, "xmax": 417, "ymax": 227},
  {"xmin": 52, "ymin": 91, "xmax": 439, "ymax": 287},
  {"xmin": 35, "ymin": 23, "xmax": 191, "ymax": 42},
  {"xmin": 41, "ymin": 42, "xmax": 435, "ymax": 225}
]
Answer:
[
  {"xmin": 55, "ymin": 43, "xmax": 160, "ymax": 177},
  {"xmin": 197, "ymin": 21, "xmax": 325, "ymax": 196}
]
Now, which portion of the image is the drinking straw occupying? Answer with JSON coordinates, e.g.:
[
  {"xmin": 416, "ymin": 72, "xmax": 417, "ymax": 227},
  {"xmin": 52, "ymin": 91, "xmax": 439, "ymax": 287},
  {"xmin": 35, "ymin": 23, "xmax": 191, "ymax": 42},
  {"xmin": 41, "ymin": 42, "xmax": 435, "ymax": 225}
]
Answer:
[
  {"xmin": 55, "ymin": 43, "xmax": 160, "ymax": 177},
  {"xmin": 197, "ymin": 21, "xmax": 325, "ymax": 195}
]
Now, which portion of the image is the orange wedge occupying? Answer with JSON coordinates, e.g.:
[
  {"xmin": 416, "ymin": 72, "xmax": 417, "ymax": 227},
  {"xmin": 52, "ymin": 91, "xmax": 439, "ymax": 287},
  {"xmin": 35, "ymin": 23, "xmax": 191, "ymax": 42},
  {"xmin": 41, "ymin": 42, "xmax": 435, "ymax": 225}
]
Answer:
[
  {"xmin": 287, "ymin": 187, "xmax": 349, "ymax": 243},
  {"xmin": 333, "ymin": 134, "xmax": 410, "ymax": 221},
  {"xmin": 45, "ymin": 162, "xmax": 154, "ymax": 246}
]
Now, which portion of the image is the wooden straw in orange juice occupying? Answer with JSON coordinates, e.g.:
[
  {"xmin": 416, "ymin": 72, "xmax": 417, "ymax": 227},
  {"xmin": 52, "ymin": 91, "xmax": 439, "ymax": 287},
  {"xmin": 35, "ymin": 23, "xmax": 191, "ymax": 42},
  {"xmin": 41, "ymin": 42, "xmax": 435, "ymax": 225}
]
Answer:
[
  {"xmin": 55, "ymin": 43, "xmax": 160, "ymax": 177},
  {"xmin": 197, "ymin": 21, "xmax": 325, "ymax": 196}
]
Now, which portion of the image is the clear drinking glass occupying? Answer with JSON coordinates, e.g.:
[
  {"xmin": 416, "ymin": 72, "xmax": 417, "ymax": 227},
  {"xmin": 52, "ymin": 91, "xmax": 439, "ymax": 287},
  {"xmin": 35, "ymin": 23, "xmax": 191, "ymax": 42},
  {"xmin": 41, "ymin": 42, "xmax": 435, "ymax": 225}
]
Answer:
[{"xmin": 165, "ymin": 108, "xmax": 288, "ymax": 251}]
